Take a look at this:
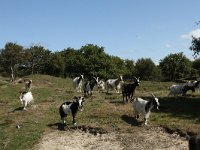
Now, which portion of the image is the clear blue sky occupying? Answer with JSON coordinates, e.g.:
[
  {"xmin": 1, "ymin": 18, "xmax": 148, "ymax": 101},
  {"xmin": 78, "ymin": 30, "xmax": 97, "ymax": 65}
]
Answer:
[{"xmin": 1, "ymin": 0, "xmax": 200, "ymax": 64}]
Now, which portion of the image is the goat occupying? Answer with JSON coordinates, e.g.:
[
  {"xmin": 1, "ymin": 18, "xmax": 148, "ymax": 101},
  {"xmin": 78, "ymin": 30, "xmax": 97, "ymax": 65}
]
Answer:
[
  {"xmin": 189, "ymin": 135, "xmax": 200, "ymax": 150},
  {"xmin": 168, "ymin": 84, "xmax": 184, "ymax": 96},
  {"xmin": 59, "ymin": 96, "xmax": 84, "ymax": 125},
  {"xmin": 168, "ymin": 80, "xmax": 200, "ymax": 96},
  {"xmin": 122, "ymin": 77, "xmax": 140, "ymax": 103},
  {"xmin": 73, "ymin": 74, "xmax": 84, "ymax": 92},
  {"xmin": 19, "ymin": 91, "xmax": 34, "ymax": 110},
  {"xmin": 133, "ymin": 93, "xmax": 159, "ymax": 125},
  {"xmin": 97, "ymin": 79, "xmax": 105, "ymax": 92},
  {"xmin": 182, "ymin": 80, "xmax": 200, "ymax": 95},
  {"xmin": 24, "ymin": 79, "xmax": 32, "ymax": 92},
  {"xmin": 83, "ymin": 77, "xmax": 98, "ymax": 97},
  {"xmin": 106, "ymin": 75, "xmax": 124, "ymax": 94}
]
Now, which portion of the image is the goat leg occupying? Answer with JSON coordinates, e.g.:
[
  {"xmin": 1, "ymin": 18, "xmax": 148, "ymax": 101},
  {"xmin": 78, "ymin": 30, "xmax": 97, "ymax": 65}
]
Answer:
[{"xmin": 72, "ymin": 114, "xmax": 76, "ymax": 125}]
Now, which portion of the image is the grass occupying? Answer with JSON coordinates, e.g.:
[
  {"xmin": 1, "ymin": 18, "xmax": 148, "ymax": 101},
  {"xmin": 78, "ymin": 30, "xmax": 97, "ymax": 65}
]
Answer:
[{"xmin": 0, "ymin": 75, "xmax": 200, "ymax": 149}]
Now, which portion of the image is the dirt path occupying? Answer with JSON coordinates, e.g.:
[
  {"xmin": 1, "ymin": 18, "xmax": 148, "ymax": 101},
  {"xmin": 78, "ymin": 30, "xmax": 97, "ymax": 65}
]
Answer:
[{"xmin": 34, "ymin": 126, "xmax": 188, "ymax": 150}]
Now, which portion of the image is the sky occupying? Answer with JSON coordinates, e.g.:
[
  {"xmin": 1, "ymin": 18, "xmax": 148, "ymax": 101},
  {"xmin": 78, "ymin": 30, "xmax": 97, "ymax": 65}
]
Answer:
[{"xmin": 0, "ymin": 0, "xmax": 200, "ymax": 64}]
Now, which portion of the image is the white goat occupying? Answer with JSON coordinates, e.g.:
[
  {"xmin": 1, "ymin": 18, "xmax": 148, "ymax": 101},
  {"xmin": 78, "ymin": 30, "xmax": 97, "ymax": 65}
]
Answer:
[
  {"xmin": 106, "ymin": 75, "xmax": 124, "ymax": 93},
  {"xmin": 97, "ymin": 79, "xmax": 105, "ymax": 92},
  {"xmin": 73, "ymin": 74, "xmax": 84, "ymax": 92},
  {"xmin": 133, "ymin": 94, "xmax": 159, "ymax": 125},
  {"xmin": 168, "ymin": 84, "xmax": 184, "ymax": 96},
  {"xmin": 19, "ymin": 91, "xmax": 34, "ymax": 110}
]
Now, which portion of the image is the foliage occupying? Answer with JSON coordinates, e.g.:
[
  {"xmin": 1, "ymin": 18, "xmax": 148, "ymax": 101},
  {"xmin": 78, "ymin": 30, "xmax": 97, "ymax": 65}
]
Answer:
[
  {"xmin": 192, "ymin": 58, "xmax": 200, "ymax": 77},
  {"xmin": 25, "ymin": 45, "xmax": 51, "ymax": 75},
  {"xmin": 159, "ymin": 52, "xmax": 192, "ymax": 81},
  {"xmin": 123, "ymin": 59, "xmax": 135, "ymax": 79},
  {"xmin": 0, "ymin": 42, "xmax": 199, "ymax": 81},
  {"xmin": 0, "ymin": 42, "xmax": 23, "ymax": 80},
  {"xmin": 135, "ymin": 58, "xmax": 161, "ymax": 80},
  {"xmin": 190, "ymin": 37, "xmax": 200, "ymax": 58}
]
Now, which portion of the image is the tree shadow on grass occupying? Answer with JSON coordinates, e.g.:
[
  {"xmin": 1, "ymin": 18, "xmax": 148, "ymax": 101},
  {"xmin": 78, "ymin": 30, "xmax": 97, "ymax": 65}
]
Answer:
[
  {"xmin": 121, "ymin": 115, "xmax": 143, "ymax": 126},
  {"xmin": 157, "ymin": 96, "xmax": 200, "ymax": 120},
  {"xmin": 110, "ymin": 99, "xmax": 124, "ymax": 105},
  {"xmin": 47, "ymin": 122, "xmax": 66, "ymax": 131}
]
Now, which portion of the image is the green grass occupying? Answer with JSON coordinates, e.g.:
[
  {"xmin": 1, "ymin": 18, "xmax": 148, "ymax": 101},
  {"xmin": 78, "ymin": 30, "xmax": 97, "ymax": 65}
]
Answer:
[{"xmin": 0, "ymin": 75, "xmax": 200, "ymax": 149}]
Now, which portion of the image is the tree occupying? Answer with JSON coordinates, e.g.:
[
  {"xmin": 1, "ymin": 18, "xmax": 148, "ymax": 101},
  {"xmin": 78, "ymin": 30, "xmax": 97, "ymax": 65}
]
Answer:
[
  {"xmin": 109, "ymin": 56, "xmax": 126, "ymax": 78},
  {"xmin": 123, "ymin": 59, "xmax": 135, "ymax": 79},
  {"xmin": 62, "ymin": 48, "xmax": 86, "ymax": 77},
  {"xmin": 25, "ymin": 45, "xmax": 51, "ymax": 74},
  {"xmin": 190, "ymin": 37, "xmax": 200, "ymax": 58},
  {"xmin": 47, "ymin": 52, "xmax": 65, "ymax": 77},
  {"xmin": 159, "ymin": 52, "xmax": 192, "ymax": 81},
  {"xmin": 190, "ymin": 20, "xmax": 200, "ymax": 58},
  {"xmin": 192, "ymin": 58, "xmax": 200, "ymax": 77},
  {"xmin": 135, "ymin": 58, "xmax": 158, "ymax": 80},
  {"xmin": 79, "ymin": 44, "xmax": 113, "ymax": 78},
  {"xmin": 0, "ymin": 42, "xmax": 23, "ymax": 81}
]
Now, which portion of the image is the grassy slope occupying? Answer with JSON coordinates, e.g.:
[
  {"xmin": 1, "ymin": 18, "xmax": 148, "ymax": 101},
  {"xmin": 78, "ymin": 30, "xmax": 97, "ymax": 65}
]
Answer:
[{"xmin": 0, "ymin": 75, "xmax": 200, "ymax": 149}]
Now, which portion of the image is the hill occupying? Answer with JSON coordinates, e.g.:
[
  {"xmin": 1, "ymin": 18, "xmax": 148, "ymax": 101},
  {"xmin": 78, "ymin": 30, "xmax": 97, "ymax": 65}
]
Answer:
[{"xmin": 0, "ymin": 75, "xmax": 199, "ymax": 149}]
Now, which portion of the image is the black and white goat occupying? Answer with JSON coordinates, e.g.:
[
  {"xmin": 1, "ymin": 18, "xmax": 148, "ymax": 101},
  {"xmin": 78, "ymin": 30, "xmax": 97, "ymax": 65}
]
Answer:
[
  {"xmin": 73, "ymin": 74, "xmax": 84, "ymax": 92},
  {"xmin": 19, "ymin": 91, "xmax": 34, "ymax": 110},
  {"xmin": 106, "ymin": 75, "xmax": 124, "ymax": 94},
  {"xmin": 182, "ymin": 80, "xmax": 200, "ymax": 95},
  {"xmin": 83, "ymin": 77, "xmax": 98, "ymax": 97},
  {"xmin": 133, "ymin": 94, "xmax": 159, "ymax": 125},
  {"xmin": 122, "ymin": 77, "xmax": 140, "ymax": 103},
  {"xmin": 59, "ymin": 96, "xmax": 84, "ymax": 125},
  {"xmin": 168, "ymin": 80, "xmax": 200, "ymax": 96}
]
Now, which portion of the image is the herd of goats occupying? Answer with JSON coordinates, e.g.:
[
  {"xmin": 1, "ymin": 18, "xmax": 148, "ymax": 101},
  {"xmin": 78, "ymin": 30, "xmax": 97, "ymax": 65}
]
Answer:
[
  {"xmin": 16, "ymin": 75, "xmax": 200, "ymax": 149},
  {"xmin": 18, "ymin": 75, "xmax": 200, "ymax": 126}
]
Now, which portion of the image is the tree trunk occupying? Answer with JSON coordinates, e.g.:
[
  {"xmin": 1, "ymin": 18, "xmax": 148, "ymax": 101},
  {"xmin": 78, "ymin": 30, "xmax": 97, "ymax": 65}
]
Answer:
[{"xmin": 11, "ymin": 65, "xmax": 14, "ymax": 82}]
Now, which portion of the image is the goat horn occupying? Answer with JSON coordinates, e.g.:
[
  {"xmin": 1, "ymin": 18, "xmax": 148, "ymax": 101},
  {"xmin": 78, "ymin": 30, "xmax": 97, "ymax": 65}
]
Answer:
[
  {"xmin": 151, "ymin": 93, "xmax": 156, "ymax": 98},
  {"xmin": 133, "ymin": 76, "xmax": 137, "ymax": 80}
]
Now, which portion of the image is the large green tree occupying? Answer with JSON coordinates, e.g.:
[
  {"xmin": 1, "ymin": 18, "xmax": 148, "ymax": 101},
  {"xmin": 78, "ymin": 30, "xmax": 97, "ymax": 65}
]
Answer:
[
  {"xmin": 123, "ymin": 59, "xmax": 135, "ymax": 79},
  {"xmin": 135, "ymin": 58, "xmax": 158, "ymax": 80},
  {"xmin": 79, "ymin": 44, "xmax": 110, "ymax": 78},
  {"xmin": 46, "ymin": 52, "xmax": 65, "ymax": 77},
  {"xmin": 159, "ymin": 52, "xmax": 192, "ymax": 81},
  {"xmin": 62, "ymin": 48, "xmax": 85, "ymax": 77},
  {"xmin": 0, "ymin": 42, "xmax": 23, "ymax": 81},
  {"xmin": 25, "ymin": 45, "xmax": 51, "ymax": 74}
]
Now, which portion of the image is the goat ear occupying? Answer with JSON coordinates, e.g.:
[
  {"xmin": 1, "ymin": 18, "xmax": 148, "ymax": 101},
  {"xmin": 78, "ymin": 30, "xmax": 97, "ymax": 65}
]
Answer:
[
  {"xmin": 73, "ymin": 96, "xmax": 78, "ymax": 100},
  {"xmin": 82, "ymin": 97, "xmax": 85, "ymax": 102}
]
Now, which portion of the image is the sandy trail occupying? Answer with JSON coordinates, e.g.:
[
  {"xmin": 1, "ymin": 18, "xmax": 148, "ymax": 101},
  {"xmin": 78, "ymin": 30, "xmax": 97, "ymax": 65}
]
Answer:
[{"xmin": 34, "ymin": 126, "xmax": 188, "ymax": 150}]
